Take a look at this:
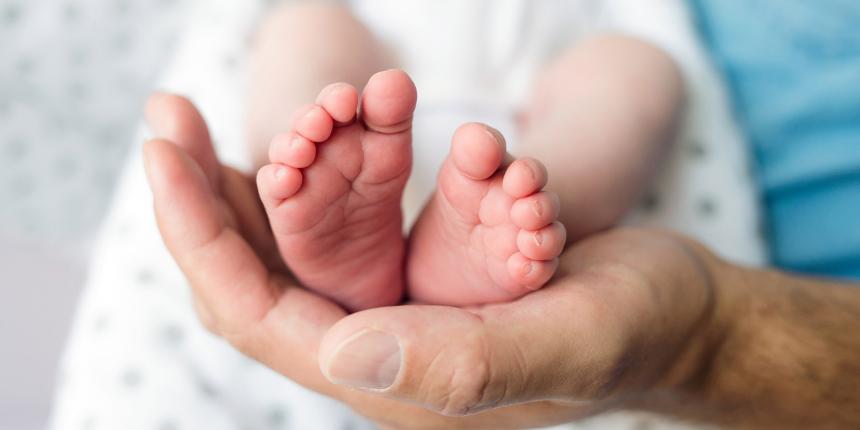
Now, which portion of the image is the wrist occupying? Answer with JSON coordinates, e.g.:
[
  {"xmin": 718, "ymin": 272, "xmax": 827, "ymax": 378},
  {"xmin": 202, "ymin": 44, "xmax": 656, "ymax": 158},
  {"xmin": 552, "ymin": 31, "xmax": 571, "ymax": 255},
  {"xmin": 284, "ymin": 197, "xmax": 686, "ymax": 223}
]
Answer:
[
  {"xmin": 685, "ymin": 242, "xmax": 741, "ymax": 385},
  {"xmin": 629, "ymin": 234, "xmax": 860, "ymax": 428},
  {"xmin": 634, "ymin": 235, "xmax": 746, "ymax": 418}
]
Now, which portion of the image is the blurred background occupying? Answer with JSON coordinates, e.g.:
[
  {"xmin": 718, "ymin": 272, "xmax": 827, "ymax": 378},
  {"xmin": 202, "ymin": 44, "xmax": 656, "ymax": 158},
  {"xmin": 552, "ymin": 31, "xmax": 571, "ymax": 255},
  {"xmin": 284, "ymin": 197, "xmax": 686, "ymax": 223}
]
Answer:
[{"xmin": 0, "ymin": 1, "xmax": 189, "ymax": 428}]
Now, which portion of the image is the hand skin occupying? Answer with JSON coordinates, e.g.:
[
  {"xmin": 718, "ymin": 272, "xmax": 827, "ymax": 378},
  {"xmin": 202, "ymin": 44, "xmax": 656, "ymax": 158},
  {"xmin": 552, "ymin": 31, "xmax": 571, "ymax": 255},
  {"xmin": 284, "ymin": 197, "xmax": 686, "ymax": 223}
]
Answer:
[{"xmin": 143, "ymin": 95, "xmax": 860, "ymax": 429}]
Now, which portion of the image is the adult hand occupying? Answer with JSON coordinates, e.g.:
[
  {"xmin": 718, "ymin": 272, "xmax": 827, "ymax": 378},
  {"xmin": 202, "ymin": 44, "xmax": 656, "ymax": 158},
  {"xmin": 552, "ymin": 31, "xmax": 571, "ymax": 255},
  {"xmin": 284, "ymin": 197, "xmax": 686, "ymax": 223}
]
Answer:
[{"xmin": 143, "ymin": 93, "xmax": 722, "ymax": 429}]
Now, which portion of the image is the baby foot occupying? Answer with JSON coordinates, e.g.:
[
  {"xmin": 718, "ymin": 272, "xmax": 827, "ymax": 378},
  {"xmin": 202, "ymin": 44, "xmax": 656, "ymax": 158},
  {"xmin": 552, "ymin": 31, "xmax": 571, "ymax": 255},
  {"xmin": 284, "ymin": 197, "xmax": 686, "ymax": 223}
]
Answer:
[
  {"xmin": 407, "ymin": 123, "xmax": 566, "ymax": 305},
  {"xmin": 257, "ymin": 69, "xmax": 416, "ymax": 311}
]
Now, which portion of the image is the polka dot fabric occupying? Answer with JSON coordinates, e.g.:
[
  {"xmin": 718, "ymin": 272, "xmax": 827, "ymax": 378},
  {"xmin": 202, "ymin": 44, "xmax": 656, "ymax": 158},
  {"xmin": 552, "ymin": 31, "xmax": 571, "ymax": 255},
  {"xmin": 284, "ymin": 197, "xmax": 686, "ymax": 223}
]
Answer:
[
  {"xmin": 605, "ymin": 0, "xmax": 767, "ymax": 266},
  {"xmin": 0, "ymin": 0, "xmax": 189, "ymax": 243},
  {"xmin": 49, "ymin": 1, "xmax": 377, "ymax": 429},
  {"xmin": 50, "ymin": 1, "xmax": 761, "ymax": 429}
]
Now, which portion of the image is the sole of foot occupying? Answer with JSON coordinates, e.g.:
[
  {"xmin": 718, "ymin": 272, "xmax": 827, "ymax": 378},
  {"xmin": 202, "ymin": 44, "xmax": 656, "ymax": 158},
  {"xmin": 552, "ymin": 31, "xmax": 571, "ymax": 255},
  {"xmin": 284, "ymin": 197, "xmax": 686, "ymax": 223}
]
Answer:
[
  {"xmin": 407, "ymin": 123, "xmax": 566, "ymax": 305},
  {"xmin": 257, "ymin": 69, "xmax": 417, "ymax": 311}
]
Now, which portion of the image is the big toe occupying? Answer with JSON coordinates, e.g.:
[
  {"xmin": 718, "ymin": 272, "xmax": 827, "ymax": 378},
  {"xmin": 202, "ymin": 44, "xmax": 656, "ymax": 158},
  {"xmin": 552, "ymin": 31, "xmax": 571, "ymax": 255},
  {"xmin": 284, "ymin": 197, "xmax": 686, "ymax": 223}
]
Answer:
[
  {"xmin": 360, "ymin": 69, "xmax": 417, "ymax": 134},
  {"xmin": 451, "ymin": 123, "xmax": 507, "ymax": 180}
]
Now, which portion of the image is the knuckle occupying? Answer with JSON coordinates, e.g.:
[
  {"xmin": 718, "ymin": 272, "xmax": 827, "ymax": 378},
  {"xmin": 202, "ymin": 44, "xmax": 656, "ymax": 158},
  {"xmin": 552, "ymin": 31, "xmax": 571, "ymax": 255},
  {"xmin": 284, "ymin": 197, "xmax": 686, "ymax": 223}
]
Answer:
[
  {"xmin": 424, "ymin": 333, "xmax": 494, "ymax": 416},
  {"xmin": 192, "ymin": 297, "xmax": 221, "ymax": 336},
  {"xmin": 197, "ymin": 315, "xmax": 220, "ymax": 336},
  {"xmin": 440, "ymin": 360, "xmax": 491, "ymax": 416}
]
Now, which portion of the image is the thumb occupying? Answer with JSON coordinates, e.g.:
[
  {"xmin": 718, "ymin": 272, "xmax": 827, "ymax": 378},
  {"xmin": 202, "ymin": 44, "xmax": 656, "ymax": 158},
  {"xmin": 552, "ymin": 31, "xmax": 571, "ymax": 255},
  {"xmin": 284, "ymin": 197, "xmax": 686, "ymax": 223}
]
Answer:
[{"xmin": 318, "ymin": 300, "xmax": 602, "ymax": 416}]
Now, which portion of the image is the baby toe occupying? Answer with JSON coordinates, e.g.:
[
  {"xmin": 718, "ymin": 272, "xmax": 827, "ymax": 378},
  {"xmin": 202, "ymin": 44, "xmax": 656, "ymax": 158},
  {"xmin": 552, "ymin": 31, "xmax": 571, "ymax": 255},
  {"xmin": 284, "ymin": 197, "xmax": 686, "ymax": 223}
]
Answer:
[
  {"xmin": 292, "ymin": 104, "xmax": 334, "ymax": 142},
  {"xmin": 516, "ymin": 222, "xmax": 566, "ymax": 261},
  {"xmin": 510, "ymin": 191, "xmax": 561, "ymax": 230},
  {"xmin": 506, "ymin": 252, "xmax": 558, "ymax": 291},
  {"xmin": 451, "ymin": 123, "xmax": 507, "ymax": 180},
  {"xmin": 257, "ymin": 163, "xmax": 303, "ymax": 203},
  {"xmin": 360, "ymin": 69, "xmax": 418, "ymax": 134},
  {"xmin": 316, "ymin": 82, "xmax": 359, "ymax": 124},
  {"xmin": 502, "ymin": 157, "xmax": 547, "ymax": 198},
  {"xmin": 268, "ymin": 132, "xmax": 316, "ymax": 168}
]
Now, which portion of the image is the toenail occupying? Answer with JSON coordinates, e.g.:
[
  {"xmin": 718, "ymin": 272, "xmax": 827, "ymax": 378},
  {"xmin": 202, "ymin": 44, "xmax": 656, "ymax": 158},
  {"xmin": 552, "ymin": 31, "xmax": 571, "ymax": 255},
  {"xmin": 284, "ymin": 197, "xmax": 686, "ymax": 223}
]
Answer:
[
  {"xmin": 524, "ymin": 160, "xmax": 536, "ymax": 179},
  {"xmin": 483, "ymin": 128, "xmax": 497, "ymax": 141},
  {"xmin": 522, "ymin": 262, "xmax": 533, "ymax": 275},
  {"xmin": 482, "ymin": 127, "xmax": 505, "ymax": 147},
  {"xmin": 533, "ymin": 231, "xmax": 543, "ymax": 246},
  {"xmin": 290, "ymin": 136, "xmax": 302, "ymax": 148},
  {"xmin": 533, "ymin": 200, "xmax": 543, "ymax": 217},
  {"xmin": 274, "ymin": 167, "xmax": 288, "ymax": 181},
  {"xmin": 303, "ymin": 107, "xmax": 321, "ymax": 120}
]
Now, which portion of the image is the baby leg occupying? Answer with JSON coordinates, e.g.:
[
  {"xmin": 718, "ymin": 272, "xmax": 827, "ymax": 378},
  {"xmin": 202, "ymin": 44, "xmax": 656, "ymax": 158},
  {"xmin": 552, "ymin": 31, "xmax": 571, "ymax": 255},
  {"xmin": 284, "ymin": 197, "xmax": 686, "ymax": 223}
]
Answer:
[
  {"xmin": 247, "ymin": 2, "xmax": 393, "ymax": 167},
  {"xmin": 520, "ymin": 35, "xmax": 683, "ymax": 241}
]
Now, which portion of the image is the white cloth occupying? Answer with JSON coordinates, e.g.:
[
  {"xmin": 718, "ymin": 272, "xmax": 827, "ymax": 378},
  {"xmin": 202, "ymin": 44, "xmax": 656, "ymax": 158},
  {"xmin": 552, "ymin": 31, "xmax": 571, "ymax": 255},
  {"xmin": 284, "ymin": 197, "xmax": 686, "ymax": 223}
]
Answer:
[
  {"xmin": 0, "ymin": 0, "xmax": 188, "ymax": 243},
  {"xmin": 50, "ymin": 1, "xmax": 761, "ymax": 429}
]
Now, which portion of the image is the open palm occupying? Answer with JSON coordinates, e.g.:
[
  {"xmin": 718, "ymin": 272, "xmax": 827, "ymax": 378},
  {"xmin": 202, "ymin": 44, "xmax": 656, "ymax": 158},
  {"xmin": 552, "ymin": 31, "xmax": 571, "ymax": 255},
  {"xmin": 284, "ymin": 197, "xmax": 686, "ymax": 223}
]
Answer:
[{"xmin": 144, "ymin": 93, "xmax": 716, "ymax": 429}]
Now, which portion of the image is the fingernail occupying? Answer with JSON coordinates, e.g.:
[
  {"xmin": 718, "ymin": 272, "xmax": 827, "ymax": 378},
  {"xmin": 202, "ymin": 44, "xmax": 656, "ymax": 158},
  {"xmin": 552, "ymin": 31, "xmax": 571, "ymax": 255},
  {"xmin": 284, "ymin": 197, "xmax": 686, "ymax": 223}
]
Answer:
[{"xmin": 325, "ymin": 330, "xmax": 401, "ymax": 390}]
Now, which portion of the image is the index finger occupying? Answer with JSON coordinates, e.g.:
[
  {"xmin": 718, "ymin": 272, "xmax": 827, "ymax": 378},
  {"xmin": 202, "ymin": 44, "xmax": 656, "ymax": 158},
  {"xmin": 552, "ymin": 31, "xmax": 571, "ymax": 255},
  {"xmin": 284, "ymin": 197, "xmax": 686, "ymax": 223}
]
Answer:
[{"xmin": 143, "ymin": 138, "xmax": 349, "ymax": 393}]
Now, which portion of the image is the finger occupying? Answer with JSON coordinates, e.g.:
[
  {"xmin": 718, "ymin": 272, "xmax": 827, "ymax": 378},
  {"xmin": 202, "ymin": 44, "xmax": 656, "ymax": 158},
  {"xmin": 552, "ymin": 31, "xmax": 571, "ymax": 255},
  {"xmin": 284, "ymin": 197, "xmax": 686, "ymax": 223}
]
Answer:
[
  {"xmin": 143, "ymin": 138, "xmax": 277, "ymax": 334},
  {"xmin": 192, "ymin": 296, "xmax": 218, "ymax": 335},
  {"xmin": 144, "ymin": 138, "xmax": 350, "ymax": 397},
  {"xmin": 220, "ymin": 166, "xmax": 284, "ymax": 270},
  {"xmin": 145, "ymin": 92, "xmax": 222, "ymax": 191},
  {"xmin": 318, "ymin": 279, "xmax": 626, "ymax": 417}
]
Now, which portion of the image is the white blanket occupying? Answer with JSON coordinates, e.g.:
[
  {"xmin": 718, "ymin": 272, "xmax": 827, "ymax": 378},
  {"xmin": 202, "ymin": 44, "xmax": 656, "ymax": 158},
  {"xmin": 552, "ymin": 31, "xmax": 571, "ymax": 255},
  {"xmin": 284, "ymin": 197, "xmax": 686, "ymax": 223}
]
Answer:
[{"xmin": 50, "ymin": 1, "xmax": 761, "ymax": 429}]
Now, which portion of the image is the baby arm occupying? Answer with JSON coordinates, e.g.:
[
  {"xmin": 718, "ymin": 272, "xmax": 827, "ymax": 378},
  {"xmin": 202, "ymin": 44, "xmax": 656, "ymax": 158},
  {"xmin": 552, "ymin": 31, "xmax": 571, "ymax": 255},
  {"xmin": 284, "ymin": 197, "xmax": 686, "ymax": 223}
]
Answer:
[{"xmin": 520, "ymin": 34, "xmax": 684, "ymax": 241}]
